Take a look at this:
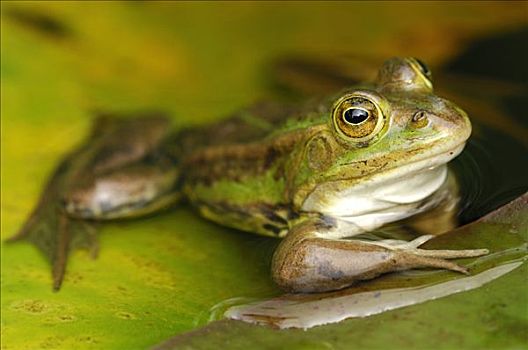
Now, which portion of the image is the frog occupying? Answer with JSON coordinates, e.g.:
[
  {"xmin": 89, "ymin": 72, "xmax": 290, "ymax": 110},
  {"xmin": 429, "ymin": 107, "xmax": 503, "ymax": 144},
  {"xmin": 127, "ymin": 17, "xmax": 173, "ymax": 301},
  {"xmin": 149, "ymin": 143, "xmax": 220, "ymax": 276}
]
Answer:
[{"xmin": 10, "ymin": 57, "xmax": 488, "ymax": 293}]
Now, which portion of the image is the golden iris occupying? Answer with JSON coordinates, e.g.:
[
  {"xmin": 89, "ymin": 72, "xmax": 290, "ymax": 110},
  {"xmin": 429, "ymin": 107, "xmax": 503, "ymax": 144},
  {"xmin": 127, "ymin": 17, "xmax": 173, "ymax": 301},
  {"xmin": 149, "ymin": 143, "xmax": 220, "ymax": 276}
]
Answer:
[{"xmin": 333, "ymin": 96, "xmax": 382, "ymax": 140}]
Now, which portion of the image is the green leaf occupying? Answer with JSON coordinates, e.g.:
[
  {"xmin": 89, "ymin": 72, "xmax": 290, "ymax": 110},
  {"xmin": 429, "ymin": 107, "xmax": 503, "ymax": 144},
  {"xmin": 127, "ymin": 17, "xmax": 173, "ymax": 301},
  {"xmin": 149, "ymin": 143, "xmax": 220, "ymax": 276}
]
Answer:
[{"xmin": 2, "ymin": 2, "xmax": 527, "ymax": 349}]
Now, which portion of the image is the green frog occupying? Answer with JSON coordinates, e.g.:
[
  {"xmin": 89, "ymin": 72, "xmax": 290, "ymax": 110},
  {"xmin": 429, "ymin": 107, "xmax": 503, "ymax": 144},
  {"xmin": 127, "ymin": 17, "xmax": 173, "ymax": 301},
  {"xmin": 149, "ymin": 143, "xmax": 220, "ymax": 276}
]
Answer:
[{"xmin": 11, "ymin": 57, "xmax": 488, "ymax": 293}]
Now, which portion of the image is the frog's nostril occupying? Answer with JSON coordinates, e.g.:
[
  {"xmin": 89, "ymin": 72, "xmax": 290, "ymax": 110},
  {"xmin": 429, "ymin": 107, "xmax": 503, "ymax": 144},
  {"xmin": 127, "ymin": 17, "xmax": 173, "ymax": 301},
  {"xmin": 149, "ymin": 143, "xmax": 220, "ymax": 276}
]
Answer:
[
  {"xmin": 411, "ymin": 110, "xmax": 429, "ymax": 129},
  {"xmin": 412, "ymin": 111, "xmax": 426, "ymax": 122}
]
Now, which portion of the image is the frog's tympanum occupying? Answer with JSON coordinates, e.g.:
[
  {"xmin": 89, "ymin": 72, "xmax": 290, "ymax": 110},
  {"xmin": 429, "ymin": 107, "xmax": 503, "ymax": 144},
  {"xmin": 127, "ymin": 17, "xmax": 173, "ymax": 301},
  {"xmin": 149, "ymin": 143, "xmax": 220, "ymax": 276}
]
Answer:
[{"xmin": 11, "ymin": 58, "xmax": 488, "ymax": 292}]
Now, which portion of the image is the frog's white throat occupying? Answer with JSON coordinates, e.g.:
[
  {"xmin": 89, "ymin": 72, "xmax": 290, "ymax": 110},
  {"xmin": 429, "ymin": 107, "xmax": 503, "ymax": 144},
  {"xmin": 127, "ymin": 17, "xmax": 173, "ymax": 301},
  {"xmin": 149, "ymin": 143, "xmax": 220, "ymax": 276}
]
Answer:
[{"xmin": 302, "ymin": 162, "xmax": 454, "ymax": 234}]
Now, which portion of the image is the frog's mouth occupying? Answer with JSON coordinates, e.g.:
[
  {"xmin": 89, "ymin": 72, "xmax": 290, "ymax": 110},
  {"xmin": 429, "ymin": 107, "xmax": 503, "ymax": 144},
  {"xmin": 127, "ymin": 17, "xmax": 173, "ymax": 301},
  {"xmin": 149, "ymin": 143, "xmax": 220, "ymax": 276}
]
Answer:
[{"xmin": 301, "ymin": 143, "xmax": 466, "ymax": 232}]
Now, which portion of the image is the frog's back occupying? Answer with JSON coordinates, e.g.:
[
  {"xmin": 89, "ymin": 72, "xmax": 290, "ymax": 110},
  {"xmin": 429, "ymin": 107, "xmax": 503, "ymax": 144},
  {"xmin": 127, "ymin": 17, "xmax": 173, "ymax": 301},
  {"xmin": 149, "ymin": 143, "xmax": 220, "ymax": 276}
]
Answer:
[
  {"xmin": 172, "ymin": 100, "xmax": 327, "ymax": 237},
  {"xmin": 172, "ymin": 100, "xmax": 321, "ymax": 153}
]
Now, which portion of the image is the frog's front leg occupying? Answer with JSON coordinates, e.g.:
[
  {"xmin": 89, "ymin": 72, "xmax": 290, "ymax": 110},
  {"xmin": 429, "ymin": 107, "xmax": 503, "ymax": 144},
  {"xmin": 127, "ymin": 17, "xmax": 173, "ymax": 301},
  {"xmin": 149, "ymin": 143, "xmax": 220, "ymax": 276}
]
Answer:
[{"xmin": 272, "ymin": 217, "xmax": 489, "ymax": 293}]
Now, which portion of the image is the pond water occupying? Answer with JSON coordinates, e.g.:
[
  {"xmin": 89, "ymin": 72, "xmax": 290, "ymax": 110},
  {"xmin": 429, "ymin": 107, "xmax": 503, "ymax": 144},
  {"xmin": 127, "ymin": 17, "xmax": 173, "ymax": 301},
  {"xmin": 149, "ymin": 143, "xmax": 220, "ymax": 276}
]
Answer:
[{"xmin": 455, "ymin": 123, "xmax": 528, "ymax": 224}]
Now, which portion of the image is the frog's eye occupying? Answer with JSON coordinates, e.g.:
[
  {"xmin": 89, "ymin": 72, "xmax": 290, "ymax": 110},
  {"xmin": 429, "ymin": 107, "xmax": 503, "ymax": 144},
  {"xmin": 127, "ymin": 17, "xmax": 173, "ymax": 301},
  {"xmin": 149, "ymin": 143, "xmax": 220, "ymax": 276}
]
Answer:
[
  {"xmin": 333, "ymin": 95, "xmax": 385, "ymax": 142},
  {"xmin": 410, "ymin": 57, "xmax": 433, "ymax": 82}
]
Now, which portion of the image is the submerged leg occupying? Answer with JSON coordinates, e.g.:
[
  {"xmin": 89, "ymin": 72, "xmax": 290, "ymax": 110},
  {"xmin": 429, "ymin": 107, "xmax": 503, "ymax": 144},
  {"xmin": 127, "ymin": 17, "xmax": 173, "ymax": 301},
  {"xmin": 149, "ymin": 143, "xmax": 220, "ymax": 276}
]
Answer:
[{"xmin": 272, "ymin": 218, "xmax": 489, "ymax": 293}]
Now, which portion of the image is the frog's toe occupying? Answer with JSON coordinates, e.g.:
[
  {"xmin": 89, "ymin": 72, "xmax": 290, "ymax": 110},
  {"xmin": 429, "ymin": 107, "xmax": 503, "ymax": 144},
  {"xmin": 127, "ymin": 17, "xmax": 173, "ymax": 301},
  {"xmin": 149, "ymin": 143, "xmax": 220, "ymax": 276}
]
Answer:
[
  {"xmin": 371, "ymin": 242, "xmax": 488, "ymax": 276},
  {"xmin": 400, "ymin": 253, "xmax": 471, "ymax": 275},
  {"xmin": 368, "ymin": 235, "xmax": 435, "ymax": 250},
  {"xmin": 408, "ymin": 247, "xmax": 490, "ymax": 259},
  {"xmin": 366, "ymin": 235, "xmax": 489, "ymax": 259}
]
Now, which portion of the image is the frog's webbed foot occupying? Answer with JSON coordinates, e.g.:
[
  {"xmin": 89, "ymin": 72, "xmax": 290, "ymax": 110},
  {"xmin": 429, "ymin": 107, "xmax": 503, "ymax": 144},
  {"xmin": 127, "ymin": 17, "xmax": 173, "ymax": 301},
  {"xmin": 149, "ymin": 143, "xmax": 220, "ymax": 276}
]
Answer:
[
  {"xmin": 8, "ymin": 113, "xmax": 176, "ymax": 290},
  {"xmin": 366, "ymin": 234, "xmax": 489, "ymax": 274},
  {"xmin": 272, "ymin": 219, "xmax": 489, "ymax": 293},
  {"xmin": 7, "ymin": 200, "xmax": 99, "ymax": 291},
  {"xmin": 5, "ymin": 147, "xmax": 97, "ymax": 291}
]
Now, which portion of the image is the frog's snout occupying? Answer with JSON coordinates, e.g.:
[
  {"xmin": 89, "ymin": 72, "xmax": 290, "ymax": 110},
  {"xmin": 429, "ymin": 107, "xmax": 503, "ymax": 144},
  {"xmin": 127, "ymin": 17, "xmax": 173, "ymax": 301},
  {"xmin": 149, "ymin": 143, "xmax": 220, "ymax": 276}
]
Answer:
[{"xmin": 438, "ymin": 99, "xmax": 472, "ymax": 144}]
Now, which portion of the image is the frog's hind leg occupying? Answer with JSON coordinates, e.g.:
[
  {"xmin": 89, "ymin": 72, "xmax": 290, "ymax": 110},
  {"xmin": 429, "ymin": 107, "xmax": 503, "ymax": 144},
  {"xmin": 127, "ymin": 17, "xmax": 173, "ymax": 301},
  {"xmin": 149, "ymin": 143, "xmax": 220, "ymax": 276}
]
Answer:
[
  {"xmin": 6, "ymin": 194, "xmax": 100, "ymax": 291},
  {"xmin": 271, "ymin": 218, "xmax": 489, "ymax": 293},
  {"xmin": 7, "ymin": 113, "xmax": 177, "ymax": 291},
  {"xmin": 63, "ymin": 161, "xmax": 182, "ymax": 220},
  {"xmin": 5, "ymin": 144, "xmax": 97, "ymax": 291}
]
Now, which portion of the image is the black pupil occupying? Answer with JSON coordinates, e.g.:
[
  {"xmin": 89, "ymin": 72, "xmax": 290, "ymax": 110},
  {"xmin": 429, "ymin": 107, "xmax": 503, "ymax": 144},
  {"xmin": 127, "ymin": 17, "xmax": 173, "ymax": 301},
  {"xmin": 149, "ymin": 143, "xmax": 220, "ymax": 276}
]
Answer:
[{"xmin": 343, "ymin": 108, "xmax": 369, "ymax": 124}]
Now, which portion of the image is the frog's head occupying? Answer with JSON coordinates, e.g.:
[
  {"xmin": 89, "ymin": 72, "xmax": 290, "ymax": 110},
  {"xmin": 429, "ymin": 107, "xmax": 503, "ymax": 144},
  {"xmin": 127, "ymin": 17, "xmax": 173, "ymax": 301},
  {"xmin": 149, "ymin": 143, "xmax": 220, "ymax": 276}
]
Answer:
[{"xmin": 294, "ymin": 57, "xmax": 471, "ymax": 222}]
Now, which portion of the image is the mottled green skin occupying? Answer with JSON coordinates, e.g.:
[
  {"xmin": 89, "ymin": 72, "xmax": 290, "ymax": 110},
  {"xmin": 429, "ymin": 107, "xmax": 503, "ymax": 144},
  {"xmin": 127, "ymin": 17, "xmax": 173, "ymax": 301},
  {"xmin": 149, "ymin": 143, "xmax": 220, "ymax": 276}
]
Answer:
[
  {"xmin": 172, "ymin": 57, "xmax": 470, "ymax": 238},
  {"xmin": 15, "ymin": 58, "xmax": 481, "ymax": 292},
  {"xmin": 167, "ymin": 57, "xmax": 485, "ymax": 292},
  {"xmin": 61, "ymin": 58, "xmax": 470, "ymax": 240}
]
